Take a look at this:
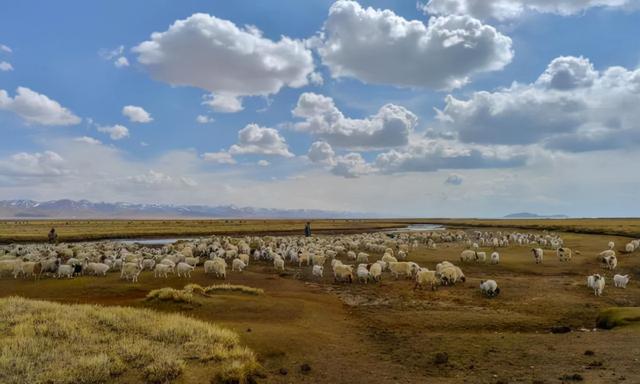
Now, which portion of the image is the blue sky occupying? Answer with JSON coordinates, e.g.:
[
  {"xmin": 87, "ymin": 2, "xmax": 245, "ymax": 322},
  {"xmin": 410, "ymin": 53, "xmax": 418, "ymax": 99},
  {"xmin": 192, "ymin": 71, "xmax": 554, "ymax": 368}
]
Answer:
[{"xmin": 0, "ymin": 0, "xmax": 639, "ymax": 217}]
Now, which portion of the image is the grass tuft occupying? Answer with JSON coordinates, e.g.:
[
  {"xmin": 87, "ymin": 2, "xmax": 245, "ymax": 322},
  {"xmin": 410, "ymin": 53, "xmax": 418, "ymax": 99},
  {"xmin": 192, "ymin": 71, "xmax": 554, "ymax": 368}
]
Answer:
[
  {"xmin": 203, "ymin": 284, "xmax": 264, "ymax": 296},
  {"xmin": 0, "ymin": 297, "xmax": 258, "ymax": 384},
  {"xmin": 596, "ymin": 307, "xmax": 640, "ymax": 329},
  {"xmin": 146, "ymin": 287, "xmax": 193, "ymax": 303}
]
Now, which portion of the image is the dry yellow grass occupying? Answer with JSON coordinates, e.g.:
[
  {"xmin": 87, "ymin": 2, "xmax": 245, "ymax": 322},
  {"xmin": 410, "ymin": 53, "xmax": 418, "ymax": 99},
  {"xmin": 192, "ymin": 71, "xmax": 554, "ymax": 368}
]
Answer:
[
  {"xmin": 0, "ymin": 297, "xmax": 258, "ymax": 384},
  {"xmin": 147, "ymin": 284, "xmax": 264, "ymax": 303}
]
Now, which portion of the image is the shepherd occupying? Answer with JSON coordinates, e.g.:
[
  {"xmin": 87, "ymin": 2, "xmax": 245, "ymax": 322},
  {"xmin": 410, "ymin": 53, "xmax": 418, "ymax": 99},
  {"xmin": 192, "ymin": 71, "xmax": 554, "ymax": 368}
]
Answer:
[
  {"xmin": 304, "ymin": 222, "xmax": 312, "ymax": 237},
  {"xmin": 48, "ymin": 228, "xmax": 58, "ymax": 244}
]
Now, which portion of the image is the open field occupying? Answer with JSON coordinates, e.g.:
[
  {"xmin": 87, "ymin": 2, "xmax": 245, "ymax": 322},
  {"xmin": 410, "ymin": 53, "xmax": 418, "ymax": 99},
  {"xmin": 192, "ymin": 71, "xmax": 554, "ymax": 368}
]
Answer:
[
  {"xmin": 1, "ymin": 223, "xmax": 639, "ymax": 383},
  {"xmin": 0, "ymin": 219, "xmax": 413, "ymax": 243},
  {"xmin": 2, "ymin": 218, "xmax": 640, "ymax": 244}
]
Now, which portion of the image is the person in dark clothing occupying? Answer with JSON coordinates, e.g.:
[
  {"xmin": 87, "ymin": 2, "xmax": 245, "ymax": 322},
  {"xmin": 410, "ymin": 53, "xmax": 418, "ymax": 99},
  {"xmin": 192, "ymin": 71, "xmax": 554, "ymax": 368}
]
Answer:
[
  {"xmin": 48, "ymin": 228, "xmax": 58, "ymax": 244},
  {"xmin": 304, "ymin": 222, "xmax": 311, "ymax": 237}
]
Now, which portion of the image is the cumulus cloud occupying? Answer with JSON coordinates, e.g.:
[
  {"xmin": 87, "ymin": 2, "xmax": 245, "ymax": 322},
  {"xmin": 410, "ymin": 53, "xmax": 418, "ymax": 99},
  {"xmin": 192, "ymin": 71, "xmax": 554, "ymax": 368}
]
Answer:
[
  {"xmin": 0, "ymin": 44, "xmax": 11, "ymax": 53},
  {"xmin": 0, "ymin": 151, "xmax": 69, "ymax": 178},
  {"xmin": 228, "ymin": 124, "xmax": 294, "ymax": 157},
  {"xmin": 257, "ymin": 160, "xmax": 270, "ymax": 167},
  {"xmin": 422, "ymin": 0, "xmax": 640, "ymax": 21},
  {"xmin": 435, "ymin": 56, "xmax": 640, "ymax": 152},
  {"xmin": 202, "ymin": 151, "xmax": 236, "ymax": 164},
  {"xmin": 293, "ymin": 92, "xmax": 418, "ymax": 149},
  {"xmin": 331, "ymin": 152, "xmax": 376, "ymax": 178},
  {"xmin": 74, "ymin": 136, "xmax": 102, "ymax": 145},
  {"xmin": 195, "ymin": 115, "xmax": 214, "ymax": 124},
  {"xmin": 114, "ymin": 57, "xmax": 130, "ymax": 68},
  {"xmin": 445, "ymin": 173, "xmax": 464, "ymax": 185},
  {"xmin": 122, "ymin": 105, "xmax": 153, "ymax": 123},
  {"xmin": 0, "ymin": 61, "xmax": 13, "ymax": 71},
  {"xmin": 133, "ymin": 13, "xmax": 314, "ymax": 112},
  {"xmin": 314, "ymin": 0, "xmax": 513, "ymax": 89},
  {"xmin": 97, "ymin": 124, "xmax": 130, "ymax": 140},
  {"xmin": 307, "ymin": 141, "xmax": 336, "ymax": 165},
  {"xmin": 374, "ymin": 138, "xmax": 528, "ymax": 174},
  {"xmin": 0, "ymin": 87, "xmax": 81, "ymax": 126},
  {"xmin": 202, "ymin": 93, "xmax": 243, "ymax": 113}
]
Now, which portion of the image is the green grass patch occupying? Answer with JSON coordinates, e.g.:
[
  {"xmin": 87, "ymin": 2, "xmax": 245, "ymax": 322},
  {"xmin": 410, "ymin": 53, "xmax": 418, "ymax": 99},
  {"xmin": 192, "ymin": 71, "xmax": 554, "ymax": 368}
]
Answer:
[{"xmin": 596, "ymin": 307, "xmax": 640, "ymax": 329}]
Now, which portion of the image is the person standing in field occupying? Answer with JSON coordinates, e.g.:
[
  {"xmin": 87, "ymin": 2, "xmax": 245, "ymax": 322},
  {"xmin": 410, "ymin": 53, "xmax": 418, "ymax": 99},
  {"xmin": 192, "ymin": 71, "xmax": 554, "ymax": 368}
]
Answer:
[
  {"xmin": 48, "ymin": 228, "xmax": 58, "ymax": 243},
  {"xmin": 304, "ymin": 222, "xmax": 312, "ymax": 237}
]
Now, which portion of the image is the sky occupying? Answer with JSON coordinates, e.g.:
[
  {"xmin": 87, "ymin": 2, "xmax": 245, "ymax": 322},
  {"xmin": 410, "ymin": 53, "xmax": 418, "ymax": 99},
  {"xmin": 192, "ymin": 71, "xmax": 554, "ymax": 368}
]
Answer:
[{"xmin": 0, "ymin": 0, "xmax": 639, "ymax": 217}]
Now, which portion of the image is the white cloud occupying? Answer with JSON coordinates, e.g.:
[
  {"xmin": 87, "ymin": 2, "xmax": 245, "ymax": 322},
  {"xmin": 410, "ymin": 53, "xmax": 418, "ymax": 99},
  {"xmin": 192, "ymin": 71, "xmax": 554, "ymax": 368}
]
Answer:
[
  {"xmin": 196, "ymin": 115, "xmax": 214, "ymax": 124},
  {"xmin": 0, "ymin": 44, "xmax": 11, "ymax": 54},
  {"xmin": 422, "ymin": 0, "xmax": 640, "ymax": 21},
  {"xmin": 202, "ymin": 151, "xmax": 236, "ymax": 164},
  {"xmin": 74, "ymin": 136, "xmax": 102, "ymax": 145},
  {"xmin": 435, "ymin": 56, "xmax": 640, "ymax": 151},
  {"xmin": 0, "ymin": 61, "xmax": 13, "ymax": 71},
  {"xmin": 445, "ymin": 173, "xmax": 464, "ymax": 185},
  {"xmin": 309, "ymin": 72, "xmax": 324, "ymax": 86},
  {"xmin": 114, "ymin": 56, "xmax": 129, "ymax": 68},
  {"xmin": 228, "ymin": 124, "xmax": 294, "ymax": 157},
  {"xmin": 97, "ymin": 124, "xmax": 130, "ymax": 140},
  {"xmin": 331, "ymin": 152, "xmax": 376, "ymax": 178},
  {"xmin": 133, "ymin": 13, "xmax": 314, "ymax": 112},
  {"xmin": 292, "ymin": 92, "xmax": 418, "ymax": 150},
  {"xmin": 314, "ymin": 0, "xmax": 513, "ymax": 89},
  {"xmin": 0, "ymin": 151, "xmax": 68, "ymax": 178},
  {"xmin": 257, "ymin": 160, "xmax": 270, "ymax": 167},
  {"xmin": 202, "ymin": 93, "xmax": 243, "ymax": 113},
  {"xmin": 307, "ymin": 141, "xmax": 336, "ymax": 165},
  {"xmin": 0, "ymin": 87, "xmax": 81, "ymax": 126},
  {"xmin": 122, "ymin": 105, "xmax": 153, "ymax": 123}
]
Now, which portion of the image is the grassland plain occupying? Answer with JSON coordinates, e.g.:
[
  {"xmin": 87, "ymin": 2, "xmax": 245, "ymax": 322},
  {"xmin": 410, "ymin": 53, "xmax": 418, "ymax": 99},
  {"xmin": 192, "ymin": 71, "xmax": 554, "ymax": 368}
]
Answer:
[
  {"xmin": 2, "ymin": 218, "xmax": 640, "ymax": 243},
  {"xmin": 0, "ymin": 224, "xmax": 639, "ymax": 383}
]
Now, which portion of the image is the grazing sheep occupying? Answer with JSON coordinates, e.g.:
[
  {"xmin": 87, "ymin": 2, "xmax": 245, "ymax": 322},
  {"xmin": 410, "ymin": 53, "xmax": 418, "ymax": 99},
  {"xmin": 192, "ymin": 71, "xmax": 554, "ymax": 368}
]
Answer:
[
  {"xmin": 624, "ymin": 243, "xmax": 635, "ymax": 253},
  {"xmin": 475, "ymin": 252, "xmax": 487, "ymax": 263},
  {"xmin": 613, "ymin": 274, "xmax": 630, "ymax": 288},
  {"xmin": 312, "ymin": 265, "xmax": 324, "ymax": 278},
  {"xmin": 480, "ymin": 280, "xmax": 500, "ymax": 297},
  {"xmin": 356, "ymin": 252, "xmax": 369, "ymax": 263},
  {"xmin": 396, "ymin": 250, "xmax": 407, "ymax": 260},
  {"xmin": 274, "ymin": 256, "xmax": 285, "ymax": 272},
  {"xmin": 86, "ymin": 262, "xmax": 110, "ymax": 276},
  {"xmin": 438, "ymin": 266, "xmax": 466, "ymax": 285},
  {"xmin": 238, "ymin": 253, "xmax": 250, "ymax": 266},
  {"xmin": 414, "ymin": 269, "xmax": 439, "ymax": 291},
  {"xmin": 347, "ymin": 251, "xmax": 357, "ymax": 261},
  {"xmin": 356, "ymin": 264, "xmax": 369, "ymax": 283},
  {"xmin": 56, "ymin": 264, "xmax": 74, "ymax": 279},
  {"xmin": 176, "ymin": 262, "xmax": 195, "ymax": 278},
  {"xmin": 334, "ymin": 264, "xmax": 353, "ymax": 283},
  {"xmin": 184, "ymin": 257, "xmax": 199, "ymax": 267},
  {"xmin": 599, "ymin": 250, "xmax": 616, "ymax": 260},
  {"xmin": 460, "ymin": 250, "xmax": 476, "ymax": 262},
  {"xmin": 121, "ymin": 262, "xmax": 143, "ymax": 283},
  {"xmin": 602, "ymin": 255, "xmax": 617, "ymax": 270},
  {"xmin": 369, "ymin": 262, "xmax": 382, "ymax": 282},
  {"xmin": 211, "ymin": 258, "xmax": 227, "ymax": 279},
  {"xmin": 298, "ymin": 252, "xmax": 310, "ymax": 267},
  {"xmin": 312, "ymin": 254, "xmax": 326, "ymax": 266},
  {"xmin": 388, "ymin": 262, "xmax": 419, "ymax": 279},
  {"xmin": 490, "ymin": 252, "xmax": 500, "ymax": 265},
  {"xmin": 435, "ymin": 261, "xmax": 454, "ymax": 274},
  {"xmin": 556, "ymin": 247, "xmax": 572, "ymax": 262},
  {"xmin": 141, "ymin": 259, "xmax": 156, "ymax": 271},
  {"xmin": 16, "ymin": 261, "xmax": 42, "ymax": 279},
  {"xmin": 381, "ymin": 254, "xmax": 397, "ymax": 270},
  {"xmin": 531, "ymin": 248, "xmax": 544, "ymax": 264},
  {"xmin": 154, "ymin": 263, "xmax": 174, "ymax": 278},
  {"xmin": 232, "ymin": 258, "xmax": 246, "ymax": 272},
  {"xmin": 608, "ymin": 241, "xmax": 615, "ymax": 250},
  {"xmin": 593, "ymin": 275, "xmax": 605, "ymax": 296}
]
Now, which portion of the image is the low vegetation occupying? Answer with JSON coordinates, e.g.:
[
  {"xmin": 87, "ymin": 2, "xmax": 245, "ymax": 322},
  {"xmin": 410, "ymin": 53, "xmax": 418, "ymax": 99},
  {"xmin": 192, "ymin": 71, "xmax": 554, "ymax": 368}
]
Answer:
[
  {"xmin": 0, "ymin": 297, "xmax": 258, "ymax": 384},
  {"xmin": 596, "ymin": 307, "xmax": 640, "ymax": 329},
  {"xmin": 147, "ymin": 284, "xmax": 264, "ymax": 303}
]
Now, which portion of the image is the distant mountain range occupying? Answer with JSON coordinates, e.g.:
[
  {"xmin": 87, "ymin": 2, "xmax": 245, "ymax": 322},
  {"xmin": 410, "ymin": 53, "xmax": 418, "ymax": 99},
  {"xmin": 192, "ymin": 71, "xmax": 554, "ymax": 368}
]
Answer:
[
  {"xmin": 0, "ymin": 199, "xmax": 375, "ymax": 219},
  {"xmin": 504, "ymin": 212, "xmax": 568, "ymax": 219}
]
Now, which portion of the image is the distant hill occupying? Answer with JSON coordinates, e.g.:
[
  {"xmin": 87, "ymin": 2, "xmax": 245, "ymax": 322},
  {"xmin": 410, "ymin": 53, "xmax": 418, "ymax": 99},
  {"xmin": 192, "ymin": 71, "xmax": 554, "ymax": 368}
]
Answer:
[
  {"xmin": 0, "ymin": 199, "xmax": 375, "ymax": 219},
  {"xmin": 504, "ymin": 212, "xmax": 568, "ymax": 219}
]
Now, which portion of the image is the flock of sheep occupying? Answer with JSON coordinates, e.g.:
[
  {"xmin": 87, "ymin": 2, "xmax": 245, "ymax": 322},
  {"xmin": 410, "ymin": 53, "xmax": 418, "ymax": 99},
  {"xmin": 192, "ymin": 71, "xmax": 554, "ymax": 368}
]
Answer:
[{"xmin": 0, "ymin": 229, "xmax": 637, "ymax": 299}]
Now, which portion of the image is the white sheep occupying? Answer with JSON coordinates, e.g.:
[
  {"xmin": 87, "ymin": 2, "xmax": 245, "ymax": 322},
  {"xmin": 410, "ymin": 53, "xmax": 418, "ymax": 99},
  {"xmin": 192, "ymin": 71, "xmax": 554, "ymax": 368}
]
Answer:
[
  {"xmin": 333, "ymin": 264, "xmax": 353, "ymax": 283},
  {"xmin": 602, "ymin": 255, "xmax": 617, "ymax": 270},
  {"xmin": 388, "ymin": 261, "xmax": 418, "ymax": 279},
  {"xmin": 607, "ymin": 241, "xmax": 615, "ymax": 250},
  {"xmin": 87, "ymin": 262, "xmax": 110, "ymax": 276},
  {"xmin": 312, "ymin": 265, "xmax": 324, "ymax": 278},
  {"xmin": 414, "ymin": 269, "xmax": 439, "ymax": 290},
  {"xmin": 356, "ymin": 252, "xmax": 369, "ymax": 263},
  {"xmin": 438, "ymin": 266, "xmax": 466, "ymax": 285},
  {"xmin": 356, "ymin": 264, "xmax": 369, "ymax": 283},
  {"xmin": 154, "ymin": 263, "xmax": 174, "ymax": 278},
  {"xmin": 460, "ymin": 250, "xmax": 476, "ymax": 262},
  {"xmin": 613, "ymin": 274, "xmax": 630, "ymax": 288},
  {"xmin": 176, "ymin": 262, "xmax": 195, "ymax": 278},
  {"xmin": 274, "ymin": 256, "xmax": 285, "ymax": 271},
  {"xmin": 490, "ymin": 252, "xmax": 500, "ymax": 265},
  {"xmin": 232, "ymin": 258, "xmax": 246, "ymax": 272},
  {"xmin": 142, "ymin": 259, "xmax": 156, "ymax": 271},
  {"xmin": 480, "ymin": 280, "xmax": 500, "ymax": 297},
  {"xmin": 556, "ymin": 247, "xmax": 572, "ymax": 262},
  {"xmin": 475, "ymin": 252, "xmax": 487, "ymax": 263},
  {"xmin": 57, "ymin": 264, "xmax": 74, "ymax": 279},
  {"xmin": 587, "ymin": 274, "xmax": 605, "ymax": 296},
  {"xmin": 624, "ymin": 243, "xmax": 635, "ymax": 253},
  {"xmin": 369, "ymin": 262, "xmax": 382, "ymax": 282},
  {"xmin": 531, "ymin": 248, "xmax": 544, "ymax": 264}
]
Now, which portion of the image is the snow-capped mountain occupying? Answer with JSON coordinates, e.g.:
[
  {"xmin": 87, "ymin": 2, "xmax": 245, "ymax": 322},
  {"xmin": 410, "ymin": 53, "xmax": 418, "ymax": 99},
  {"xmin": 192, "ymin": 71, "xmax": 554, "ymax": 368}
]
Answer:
[{"xmin": 0, "ymin": 199, "xmax": 374, "ymax": 219}]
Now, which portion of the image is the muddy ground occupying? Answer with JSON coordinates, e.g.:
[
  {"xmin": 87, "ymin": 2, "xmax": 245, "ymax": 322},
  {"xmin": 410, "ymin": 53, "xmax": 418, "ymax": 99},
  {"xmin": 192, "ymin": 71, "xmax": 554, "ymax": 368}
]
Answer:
[{"xmin": 1, "ymin": 229, "xmax": 639, "ymax": 383}]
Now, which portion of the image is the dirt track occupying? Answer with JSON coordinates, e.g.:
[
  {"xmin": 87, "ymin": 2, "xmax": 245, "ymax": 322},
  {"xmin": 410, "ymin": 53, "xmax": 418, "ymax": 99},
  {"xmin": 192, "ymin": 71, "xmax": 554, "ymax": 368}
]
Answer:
[{"xmin": 1, "ymin": 229, "xmax": 639, "ymax": 383}]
